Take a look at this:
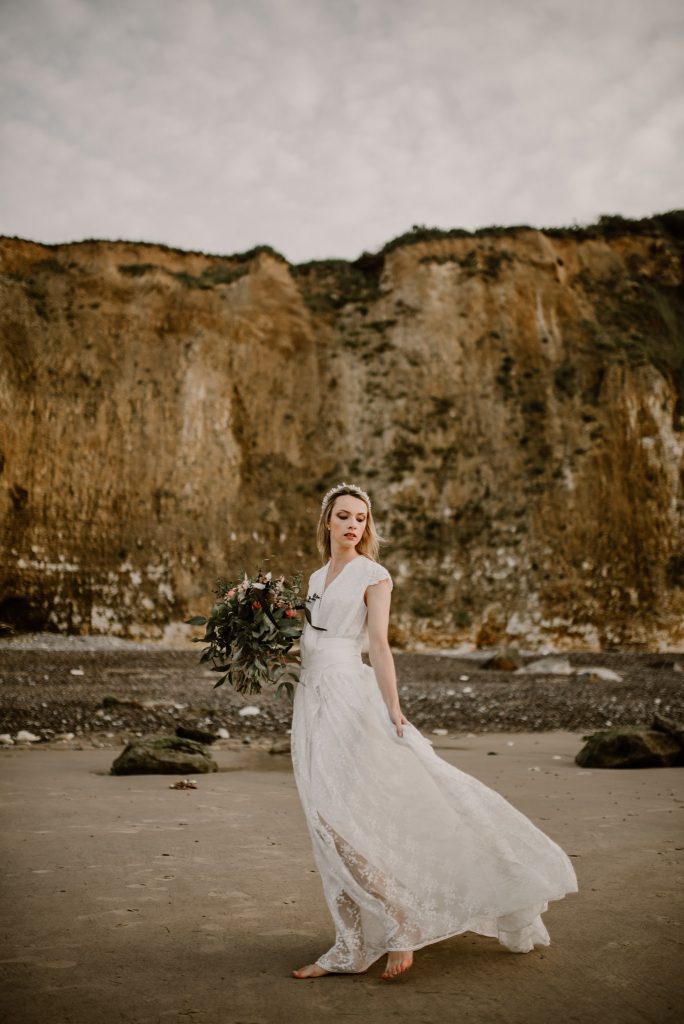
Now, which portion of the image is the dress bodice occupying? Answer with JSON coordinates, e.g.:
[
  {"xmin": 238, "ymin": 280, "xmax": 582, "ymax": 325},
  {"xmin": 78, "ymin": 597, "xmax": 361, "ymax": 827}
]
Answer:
[{"xmin": 301, "ymin": 555, "xmax": 393, "ymax": 651}]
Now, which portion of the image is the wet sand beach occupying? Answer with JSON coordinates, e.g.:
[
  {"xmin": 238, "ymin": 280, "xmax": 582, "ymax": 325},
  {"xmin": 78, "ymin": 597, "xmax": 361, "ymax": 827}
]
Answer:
[
  {"xmin": 1, "ymin": 638, "xmax": 683, "ymax": 1022},
  {"xmin": 1, "ymin": 731, "xmax": 682, "ymax": 1024}
]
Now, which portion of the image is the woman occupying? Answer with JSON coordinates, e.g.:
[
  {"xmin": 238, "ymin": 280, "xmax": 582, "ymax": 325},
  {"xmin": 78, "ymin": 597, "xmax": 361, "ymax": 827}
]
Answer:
[{"xmin": 291, "ymin": 483, "xmax": 578, "ymax": 981}]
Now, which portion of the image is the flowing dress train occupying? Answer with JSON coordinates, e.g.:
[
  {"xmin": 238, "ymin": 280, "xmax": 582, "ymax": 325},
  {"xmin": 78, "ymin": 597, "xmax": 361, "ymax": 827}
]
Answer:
[{"xmin": 290, "ymin": 555, "xmax": 578, "ymax": 973}]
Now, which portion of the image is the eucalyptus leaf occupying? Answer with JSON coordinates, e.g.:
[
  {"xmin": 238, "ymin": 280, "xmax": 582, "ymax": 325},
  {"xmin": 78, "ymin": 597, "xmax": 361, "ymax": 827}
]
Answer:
[{"xmin": 304, "ymin": 606, "xmax": 327, "ymax": 631}]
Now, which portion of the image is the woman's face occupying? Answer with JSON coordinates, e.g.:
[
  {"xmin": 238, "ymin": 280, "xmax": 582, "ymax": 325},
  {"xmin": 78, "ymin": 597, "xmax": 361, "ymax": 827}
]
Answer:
[{"xmin": 328, "ymin": 494, "xmax": 368, "ymax": 553}]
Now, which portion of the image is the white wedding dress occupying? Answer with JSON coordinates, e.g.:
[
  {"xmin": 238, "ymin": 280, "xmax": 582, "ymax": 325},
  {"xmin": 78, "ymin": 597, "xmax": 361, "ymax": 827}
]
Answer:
[{"xmin": 290, "ymin": 555, "xmax": 578, "ymax": 973}]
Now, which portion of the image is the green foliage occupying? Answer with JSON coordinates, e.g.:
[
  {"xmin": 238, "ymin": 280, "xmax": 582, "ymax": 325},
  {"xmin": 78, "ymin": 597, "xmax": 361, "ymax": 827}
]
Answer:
[
  {"xmin": 544, "ymin": 209, "xmax": 684, "ymax": 241},
  {"xmin": 461, "ymin": 251, "xmax": 477, "ymax": 274},
  {"xmin": 656, "ymin": 210, "xmax": 684, "ymax": 240},
  {"xmin": 482, "ymin": 250, "xmax": 514, "ymax": 278},
  {"xmin": 185, "ymin": 569, "xmax": 323, "ymax": 697},
  {"xmin": 169, "ymin": 264, "xmax": 250, "ymax": 289},
  {"xmin": 383, "ymin": 223, "xmax": 533, "ymax": 257},
  {"xmin": 118, "ymin": 261, "xmax": 251, "ymax": 289},
  {"xmin": 291, "ymin": 255, "xmax": 385, "ymax": 313},
  {"xmin": 80, "ymin": 236, "xmax": 286, "ymax": 262},
  {"xmin": 575, "ymin": 260, "xmax": 684, "ymax": 409},
  {"xmin": 381, "ymin": 223, "xmax": 472, "ymax": 255},
  {"xmin": 419, "ymin": 247, "xmax": 514, "ymax": 279},
  {"xmin": 231, "ymin": 244, "xmax": 286, "ymax": 263},
  {"xmin": 374, "ymin": 210, "xmax": 683, "ymax": 257}
]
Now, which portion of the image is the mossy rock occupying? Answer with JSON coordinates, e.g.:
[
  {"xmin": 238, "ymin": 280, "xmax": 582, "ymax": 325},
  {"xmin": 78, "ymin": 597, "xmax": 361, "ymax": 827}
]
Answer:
[
  {"xmin": 652, "ymin": 713, "xmax": 684, "ymax": 747},
  {"xmin": 111, "ymin": 735, "xmax": 218, "ymax": 775},
  {"xmin": 175, "ymin": 724, "xmax": 218, "ymax": 745},
  {"xmin": 575, "ymin": 726, "xmax": 683, "ymax": 769},
  {"xmin": 269, "ymin": 738, "xmax": 291, "ymax": 755}
]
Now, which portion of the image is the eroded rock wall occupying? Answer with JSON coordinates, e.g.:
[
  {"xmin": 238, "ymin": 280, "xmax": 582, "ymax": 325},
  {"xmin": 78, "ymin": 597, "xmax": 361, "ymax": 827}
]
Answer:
[{"xmin": 1, "ymin": 217, "xmax": 682, "ymax": 649}]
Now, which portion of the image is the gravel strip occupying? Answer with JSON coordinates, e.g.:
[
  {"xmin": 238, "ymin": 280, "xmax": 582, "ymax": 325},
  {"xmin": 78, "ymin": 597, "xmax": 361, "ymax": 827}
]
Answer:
[{"xmin": 0, "ymin": 640, "xmax": 682, "ymax": 745}]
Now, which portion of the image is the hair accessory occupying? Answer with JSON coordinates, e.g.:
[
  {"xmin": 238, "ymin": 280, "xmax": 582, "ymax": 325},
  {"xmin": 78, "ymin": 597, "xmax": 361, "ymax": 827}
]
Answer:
[{"xmin": 321, "ymin": 482, "xmax": 372, "ymax": 510}]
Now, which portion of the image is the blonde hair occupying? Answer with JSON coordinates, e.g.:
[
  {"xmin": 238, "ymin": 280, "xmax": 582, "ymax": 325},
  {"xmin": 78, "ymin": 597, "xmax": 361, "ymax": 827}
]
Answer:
[{"xmin": 316, "ymin": 484, "xmax": 383, "ymax": 562}]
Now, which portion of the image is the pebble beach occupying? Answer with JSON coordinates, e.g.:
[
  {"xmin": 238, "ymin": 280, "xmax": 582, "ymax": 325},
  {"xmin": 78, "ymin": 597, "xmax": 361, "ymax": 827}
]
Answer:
[{"xmin": 1, "ymin": 635, "xmax": 682, "ymax": 749}]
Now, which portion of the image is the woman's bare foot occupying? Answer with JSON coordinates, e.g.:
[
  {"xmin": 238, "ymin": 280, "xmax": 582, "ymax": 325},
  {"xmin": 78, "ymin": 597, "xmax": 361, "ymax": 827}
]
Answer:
[
  {"xmin": 381, "ymin": 950, "xmax": 413, "ymax": 980},
  {"xmin": 292, "ymin": 962, "xmax": 331, "ymax": 979}
]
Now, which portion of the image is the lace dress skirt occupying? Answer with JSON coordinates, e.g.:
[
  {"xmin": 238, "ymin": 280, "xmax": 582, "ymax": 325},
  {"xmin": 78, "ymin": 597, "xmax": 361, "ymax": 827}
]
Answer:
[{"xmin": 290, "ymin": 637, "xmax": 578, "ymax": 974}]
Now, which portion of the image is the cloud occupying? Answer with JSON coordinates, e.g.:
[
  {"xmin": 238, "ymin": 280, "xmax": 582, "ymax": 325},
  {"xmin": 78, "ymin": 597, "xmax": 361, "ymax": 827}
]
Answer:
[{"xmin": 0, "ymin": 0, "xmax": 682, "ymax": 261}]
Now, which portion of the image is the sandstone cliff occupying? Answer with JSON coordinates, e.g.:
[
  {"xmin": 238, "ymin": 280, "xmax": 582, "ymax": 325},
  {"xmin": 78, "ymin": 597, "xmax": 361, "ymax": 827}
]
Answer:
[{"xmin": 1, "ymin": 212, "xmax": 683, "ymax": 650}]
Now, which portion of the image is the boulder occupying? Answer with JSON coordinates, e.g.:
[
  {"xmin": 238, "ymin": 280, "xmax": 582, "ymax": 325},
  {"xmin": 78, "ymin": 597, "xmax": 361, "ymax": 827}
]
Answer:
[
  {"xmin": 575, "ymin": 666, "xmax": 623, "ymax": 683},
  {"xmin": 575, "ymin": 725, "xmax": 683, "ymax": 769},
  {"xmin": 111, "ymin": 735, "xmax": 218, "ymax": 775},
  {"xmin": 102, "ymin": 695, "xmax": 142, "ymax": 709},
  {"xmin": 647, "ymin": 658, "xmax": 683, "ymax": 672},
  {"xmin": 175, "ymin": 725, "xmax": 218, "ymax": 745},
  {"xmin": 269, "ymin": 738, "xmax": 292, "ymax": 755},
  {"xmin": 481, "ymin": 651, "xmax": 523, "ymax": 672},
  {"xmin": 652, "ymin": 713, "xmax": 684, "ymax": 747},
  {"xmin": 515, "ymin": 657, "xmax": 574, "ymax": 675}
]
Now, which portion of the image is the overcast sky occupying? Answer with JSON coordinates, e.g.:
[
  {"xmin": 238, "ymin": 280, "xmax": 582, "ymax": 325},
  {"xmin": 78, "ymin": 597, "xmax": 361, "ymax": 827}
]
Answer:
[{"xmin": 1, "ymin": 0, "xmax": 682, "ymax": 263}]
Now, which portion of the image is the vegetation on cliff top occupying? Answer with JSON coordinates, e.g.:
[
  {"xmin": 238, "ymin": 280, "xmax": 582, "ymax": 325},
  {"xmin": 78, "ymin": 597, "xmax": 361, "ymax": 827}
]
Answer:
[{"xmin": 375, "ymin": 210, "xmax": 684, "ymax": 256}]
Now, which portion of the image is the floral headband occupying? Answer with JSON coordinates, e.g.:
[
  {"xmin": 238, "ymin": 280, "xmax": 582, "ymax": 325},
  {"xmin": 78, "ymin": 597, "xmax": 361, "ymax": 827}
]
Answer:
[{"xmin": 321, "ymin": 482, "xmax": 372, "ymax": 511}]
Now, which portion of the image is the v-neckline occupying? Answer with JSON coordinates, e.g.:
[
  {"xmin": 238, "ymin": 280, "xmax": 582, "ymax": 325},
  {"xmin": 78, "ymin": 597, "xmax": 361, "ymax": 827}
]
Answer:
[{"xmin": 322, "ymin": 555, "xmax": 362, "ymax": 596}]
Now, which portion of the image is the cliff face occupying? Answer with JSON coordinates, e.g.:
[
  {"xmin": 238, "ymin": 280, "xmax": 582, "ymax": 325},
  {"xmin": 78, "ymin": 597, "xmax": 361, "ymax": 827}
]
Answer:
[{"xmin": 1, "ymin": 214, "xmax": 683, "ymax": 650}]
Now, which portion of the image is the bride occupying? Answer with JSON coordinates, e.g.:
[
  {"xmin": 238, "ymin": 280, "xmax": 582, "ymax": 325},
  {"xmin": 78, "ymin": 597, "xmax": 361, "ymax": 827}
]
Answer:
[{"xmin": 290, "ymin": 483, "xmax": 578, "ymax": 981}]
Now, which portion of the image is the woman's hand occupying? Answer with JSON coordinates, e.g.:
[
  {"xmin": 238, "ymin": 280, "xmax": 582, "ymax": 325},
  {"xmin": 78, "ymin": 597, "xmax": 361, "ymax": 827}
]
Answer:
[{"xmin": 388, "ymin": 706, "xmax": 410, "ymax": 737}]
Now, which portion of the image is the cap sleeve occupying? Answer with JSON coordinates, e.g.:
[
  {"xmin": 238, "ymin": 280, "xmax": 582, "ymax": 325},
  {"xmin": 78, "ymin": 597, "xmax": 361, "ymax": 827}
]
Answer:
[
  {"xmin": 366, "ymin": 560, "xmax": 393, "ymax": 591},
  {"xmin": 307, "ymin": 567, "xmax": 324, "ymax": 598}
]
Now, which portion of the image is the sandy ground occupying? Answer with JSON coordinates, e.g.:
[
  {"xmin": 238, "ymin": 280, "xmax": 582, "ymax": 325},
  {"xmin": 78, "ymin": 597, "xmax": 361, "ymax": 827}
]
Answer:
[{"xmin": 1, "ymin": 732, "xmax": 682, "ymax": 1024}]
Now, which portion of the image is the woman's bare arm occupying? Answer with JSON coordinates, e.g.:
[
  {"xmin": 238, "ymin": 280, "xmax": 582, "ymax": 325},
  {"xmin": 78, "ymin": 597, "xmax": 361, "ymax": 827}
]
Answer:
[{"xmin": 366, "ymin": 580, "xmax": 408, "ymax": 737}]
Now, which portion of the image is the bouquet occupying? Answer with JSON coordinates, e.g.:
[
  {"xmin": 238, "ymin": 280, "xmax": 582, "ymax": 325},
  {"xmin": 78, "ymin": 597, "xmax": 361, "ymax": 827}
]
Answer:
[{"xmin": 185, "ymin": 569, "xmax": 323, "ymax": 699}]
